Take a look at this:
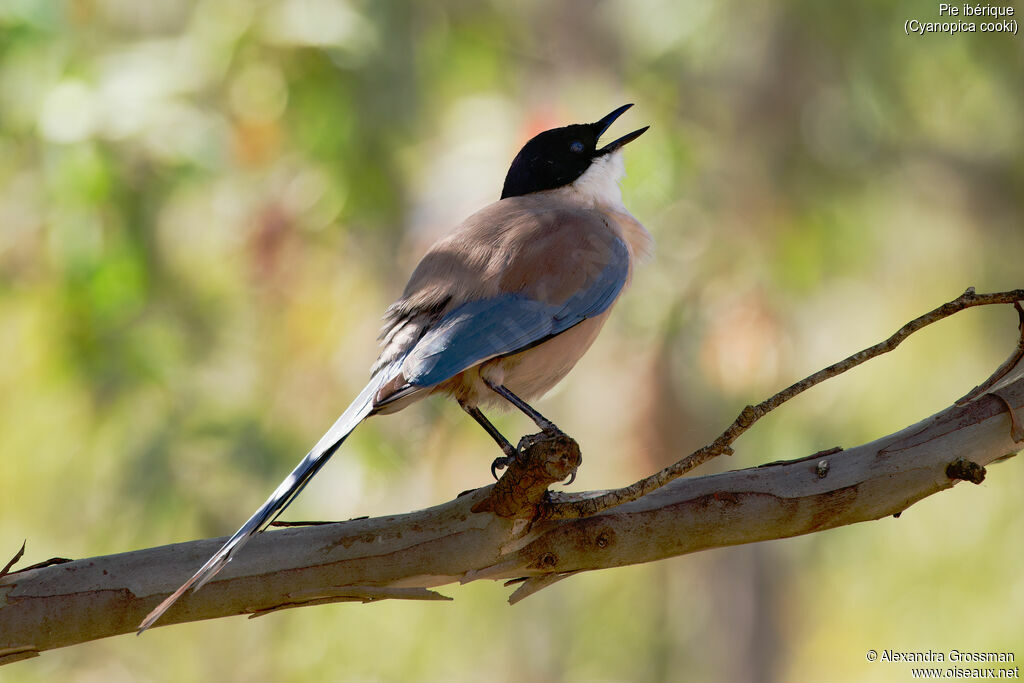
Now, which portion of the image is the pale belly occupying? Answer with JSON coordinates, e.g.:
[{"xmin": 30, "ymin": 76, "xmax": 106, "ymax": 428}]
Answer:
[{"xmin": 433, "ymin": 310, "xmax": 612, "ymax": 409}]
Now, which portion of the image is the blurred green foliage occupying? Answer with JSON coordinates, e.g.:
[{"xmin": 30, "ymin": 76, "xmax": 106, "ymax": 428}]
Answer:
[{"xmin": 1, "ymin": 1, "xmax": 1021, "ymax": 681}]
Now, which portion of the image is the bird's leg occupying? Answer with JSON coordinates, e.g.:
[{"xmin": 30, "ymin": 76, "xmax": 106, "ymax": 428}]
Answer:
[
  {"xmin": 482, "ymin": 379, "xmax": 561, "ymax": 434},
  {"xmin": 459, "ymin": 400, "xmax": 519, "ymax": 479},
  {"xmin": 482, "ymin": 380, "xmax": 578, "ymax": 485}
]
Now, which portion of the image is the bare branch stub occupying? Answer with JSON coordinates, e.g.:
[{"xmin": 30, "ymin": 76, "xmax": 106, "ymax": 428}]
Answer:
[
  {"xmin": 544, "ymin": 288, "xmax": 1024, "ymax": 520},
  {"xmin": 946, "ymin": 458, "xmax": 987, "ymax": 484},
  {"xmin": 0, "ymin": 542, "xmax": 26, "ymax": 579},
  {"xmin": 472, "ymin": 431, "xmax": 582, "ymax": 518}
]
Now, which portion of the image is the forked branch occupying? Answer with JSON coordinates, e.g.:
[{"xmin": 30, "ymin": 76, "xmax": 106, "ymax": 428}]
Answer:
[{"xmin": 542, "ymin": 288, "xmax": 1024, "ymax": 519}]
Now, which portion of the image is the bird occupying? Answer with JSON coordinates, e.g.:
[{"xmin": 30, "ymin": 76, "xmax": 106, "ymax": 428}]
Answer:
[{"xmin": 138, "ymin": 103, "xmax": 652, "ymax": 633}]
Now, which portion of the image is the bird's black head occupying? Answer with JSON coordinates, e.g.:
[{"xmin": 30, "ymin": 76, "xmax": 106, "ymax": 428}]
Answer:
[{"xmin": 501, "ymin": 104, "xmax": 649, "ymax": 199}]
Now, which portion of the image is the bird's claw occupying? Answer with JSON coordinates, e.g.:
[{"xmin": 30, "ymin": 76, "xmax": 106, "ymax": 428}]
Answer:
[{"xmin": 490, "ymin": 455, "xmax": 515, "ymax": 480}]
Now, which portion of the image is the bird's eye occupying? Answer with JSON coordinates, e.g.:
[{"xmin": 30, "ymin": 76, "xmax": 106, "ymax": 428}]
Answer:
[{"xmin": 569, "ymin": 141, "xmax": 585, "ymax": 153}]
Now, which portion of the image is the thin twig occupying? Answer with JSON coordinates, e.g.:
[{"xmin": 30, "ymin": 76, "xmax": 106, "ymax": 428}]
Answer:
[{"xmin": 543, "ymin": 287, "xmax": 1024, "ymax": 520}]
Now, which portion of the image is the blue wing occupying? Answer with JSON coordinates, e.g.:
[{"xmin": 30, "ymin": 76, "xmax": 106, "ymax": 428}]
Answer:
[{"xmin": 400, "ymin": 234, "xmax": 630, "ymax": 389}]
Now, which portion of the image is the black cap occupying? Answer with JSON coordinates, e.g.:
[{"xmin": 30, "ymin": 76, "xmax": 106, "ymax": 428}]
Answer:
[{"xmin": 501, "ymin": 104, "xmax": 648, "ymax": 199}]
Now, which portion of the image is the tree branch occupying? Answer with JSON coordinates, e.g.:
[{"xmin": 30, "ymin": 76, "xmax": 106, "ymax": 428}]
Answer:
[
  {"xmin": 1, "ymin": 289, "xmax": 1022, "ymax": 664},
  {"xmin": 542, "ymin": 287, "xmax": 1024, "ymax": 520}
]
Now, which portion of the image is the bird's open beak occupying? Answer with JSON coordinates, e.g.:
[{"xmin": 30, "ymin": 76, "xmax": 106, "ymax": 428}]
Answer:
[{"xmin": 594, "ymin": 103, "xmax": 649, "ymax": 154}]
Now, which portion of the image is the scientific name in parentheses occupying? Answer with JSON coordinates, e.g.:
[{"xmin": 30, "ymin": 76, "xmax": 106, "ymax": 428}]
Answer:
[{"xmin": 905, "ymin": 4, "xmax": 1018, "ymax": 35}]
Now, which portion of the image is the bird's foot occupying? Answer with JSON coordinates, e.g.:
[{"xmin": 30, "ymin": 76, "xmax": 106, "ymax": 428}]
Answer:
[
  {"xmin": 490, "ymin": 440, "xmax": 521, "ymax": 480},
  {"xmin": 490, "ymin": 453, "xmax": 516, "ymax": 480}
]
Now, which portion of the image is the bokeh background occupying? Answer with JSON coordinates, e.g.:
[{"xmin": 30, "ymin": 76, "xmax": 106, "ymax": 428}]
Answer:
[{"xmin": 2, "ymin": 1, "xmax": 1022, "ymax": 681}]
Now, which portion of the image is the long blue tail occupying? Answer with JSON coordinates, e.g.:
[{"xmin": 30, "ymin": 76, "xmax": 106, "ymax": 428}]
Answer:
[{"xmin": 138, "ymin": 369, "xmax": 396, "ymax": 633}]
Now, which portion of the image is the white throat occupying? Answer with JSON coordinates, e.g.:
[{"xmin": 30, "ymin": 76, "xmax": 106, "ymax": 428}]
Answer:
[
  {"xmin": 550, "ymin": 150, "xmax": 654, "ymax": 264},
  {"xmin": 563, "ymin": 151, "xmax": 626, "ymax": 208}
]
